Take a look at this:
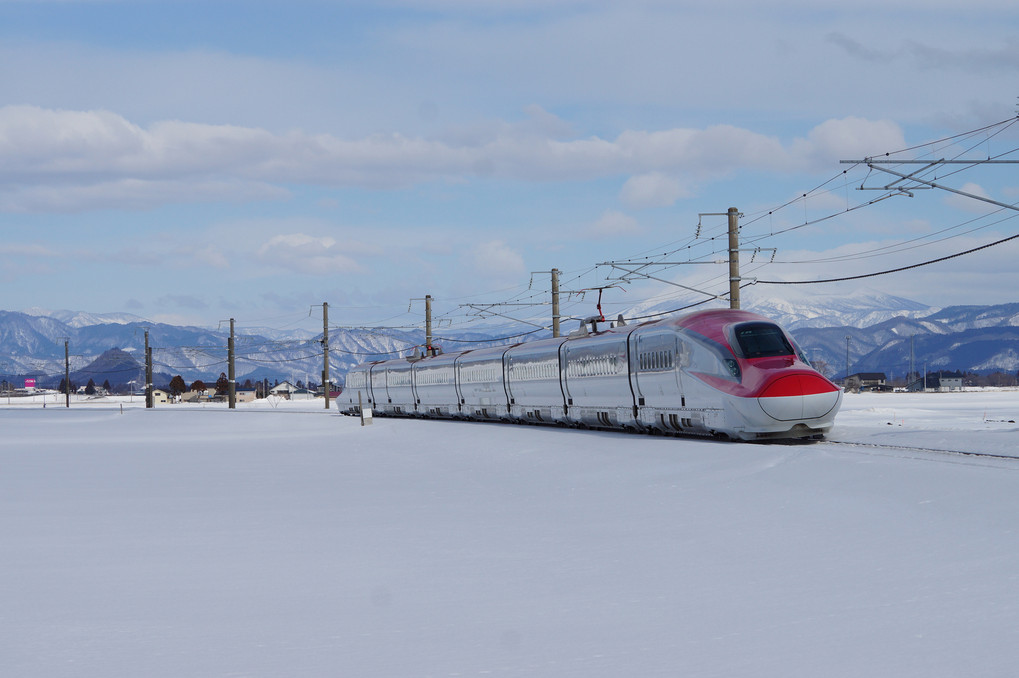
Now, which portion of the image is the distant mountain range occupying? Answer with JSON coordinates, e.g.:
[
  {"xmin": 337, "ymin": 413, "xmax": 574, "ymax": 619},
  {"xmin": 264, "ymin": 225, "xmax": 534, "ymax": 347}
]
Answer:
[
  {"xmin": 3, "ymin": 290, "xmax": 1018, "ymax": 389},
  {"xmin": 756, "ymin": 290, "xmax": 1019, "ymax": 379},
  {"xmin": 621, "ymin": 288, "xmax": 1019, "ymax": 380},
  {"xmin": 0, "ymin": 309, "xmax": 500, "ymax": 390}
]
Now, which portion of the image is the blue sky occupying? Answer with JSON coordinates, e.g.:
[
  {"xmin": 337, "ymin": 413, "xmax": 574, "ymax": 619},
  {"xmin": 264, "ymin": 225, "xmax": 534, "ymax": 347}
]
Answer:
[{"xmin": 2, "ymin": 0, "xmax": 1018, "ymax": 335}]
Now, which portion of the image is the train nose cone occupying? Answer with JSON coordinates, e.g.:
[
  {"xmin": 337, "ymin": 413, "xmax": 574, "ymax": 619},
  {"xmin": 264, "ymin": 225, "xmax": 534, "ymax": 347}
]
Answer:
[{"xmin": 758, "ymin": 374, "xmax": 841, "ymax": 421}]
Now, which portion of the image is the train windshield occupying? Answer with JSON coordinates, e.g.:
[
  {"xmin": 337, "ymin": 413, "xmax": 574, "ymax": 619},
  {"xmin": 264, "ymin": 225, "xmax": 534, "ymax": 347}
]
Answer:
[{"xmin": 732, "ymin": 322, "xmax": 795, "ymax": 359}]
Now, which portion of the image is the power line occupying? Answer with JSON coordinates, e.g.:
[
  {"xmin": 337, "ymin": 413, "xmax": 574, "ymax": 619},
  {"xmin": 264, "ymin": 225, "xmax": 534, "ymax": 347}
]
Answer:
[{"xmin": 755, "ymin": 232, "xmax": 1019, "ymax": 285}]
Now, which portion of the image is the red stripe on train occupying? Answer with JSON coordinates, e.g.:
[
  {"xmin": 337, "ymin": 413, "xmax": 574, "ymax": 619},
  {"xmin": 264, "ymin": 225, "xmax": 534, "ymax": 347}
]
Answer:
[{"xmin": 760, "ymin": 374, "xmax": 840, "ymax": 398}]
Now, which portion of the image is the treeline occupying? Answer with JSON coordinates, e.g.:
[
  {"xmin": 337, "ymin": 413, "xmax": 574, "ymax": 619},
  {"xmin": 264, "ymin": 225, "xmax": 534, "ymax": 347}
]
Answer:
[{"xmin": 162, "ymin": 373, "xmax": 326, "ymax": 398}]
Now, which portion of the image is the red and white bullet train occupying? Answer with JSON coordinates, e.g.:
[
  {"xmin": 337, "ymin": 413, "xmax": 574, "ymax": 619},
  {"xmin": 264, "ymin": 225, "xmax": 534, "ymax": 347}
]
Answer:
[{"xmin": 343, "ymin": 308, "xmax": 842, "ymax": 441}]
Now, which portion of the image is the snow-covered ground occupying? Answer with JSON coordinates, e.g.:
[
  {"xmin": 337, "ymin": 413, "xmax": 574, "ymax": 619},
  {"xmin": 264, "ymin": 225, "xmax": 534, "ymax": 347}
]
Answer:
[{"xmin": 2, "ymin": 391, "xmax": 1018, "ymax": 677}]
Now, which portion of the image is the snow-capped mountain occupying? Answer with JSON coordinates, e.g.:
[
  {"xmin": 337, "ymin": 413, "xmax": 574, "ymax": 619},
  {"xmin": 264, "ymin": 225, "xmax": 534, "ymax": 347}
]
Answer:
[
  {"xmin": 0, "ymin": 309, "xmax": 514, "ymax": 389},
  {"xmin": 922, "ymin": 303, "xmax": 1019, "ymax": 331},
  {"xmin": 620, "ymin": 287, "xmax": 934, "ymax": 330},
  {"xmin": 740, "ymin": 287, "xmax": 935, "ymax": 330},
  {"xmin": 21, "ymin": 308, "xmax": 148, "ymax": 328},
  {"xmin": 4, "ymin": 292, "xmax": 1019, "ymax": 388}
]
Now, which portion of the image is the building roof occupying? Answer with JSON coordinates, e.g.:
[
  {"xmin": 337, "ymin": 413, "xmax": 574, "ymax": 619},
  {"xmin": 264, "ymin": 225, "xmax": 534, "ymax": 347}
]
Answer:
[{"xmin": 850, "ymin": 372, "xmax": 887, "ymax": 381}]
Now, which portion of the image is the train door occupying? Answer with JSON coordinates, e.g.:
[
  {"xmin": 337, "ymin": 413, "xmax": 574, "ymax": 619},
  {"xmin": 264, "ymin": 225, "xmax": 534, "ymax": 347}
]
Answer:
[
  {"xmin": 367, "ymin": 363, "xmax": 384, "ymax": 409},
  {"xmin": 453, "ymin": 353, "xmax": 465, "ymax": 414},
  {"xmin": 632, "ymin": 331, "xmax": 688, "ymax": 431},
  {"xmin": 344, "ymin": 365, "xmax": 371, "ymax": 413}
]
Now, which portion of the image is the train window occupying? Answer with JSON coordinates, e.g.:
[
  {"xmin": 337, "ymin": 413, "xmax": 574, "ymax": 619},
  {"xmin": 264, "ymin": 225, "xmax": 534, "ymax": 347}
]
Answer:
[
  {"xmin": 732, "ymin": 322, "xmax": 795, "ymax": 359},
  {"xmin": 679, "ymin": 330, "xmax": 741, "ymax": 383}
]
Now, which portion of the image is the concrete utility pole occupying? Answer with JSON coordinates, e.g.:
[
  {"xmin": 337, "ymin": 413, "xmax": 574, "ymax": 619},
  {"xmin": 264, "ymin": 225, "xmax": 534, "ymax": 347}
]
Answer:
[
  {"xmin": 322, "ymin": 302, "xmax": 330, "ymax": 410},
  {"xmin": 425, "ymin": 294, "xmax": 433, "ymax": 352},
  {"xmin": 845, "ymin": 335, "xmax": 851, "ymax": 388},
  {"xmin": 600, "ymin": 207, "xmax": 771, "ymax": 310},
  {"xmin": 409, "ymin": 296, "xmax": 435, "ymax": 356},
  {"xmin": 228, "ymin": 318, "xmax": 236, "ymax": 409},
  {"xmin": 728, "ymin": 207, "xmax": 740, "ymax": 310},
  {"xmin": 64, "ymin": 339, "xmax": 70, "ymax": 408},
  {"xmin": 909, "ymin": 335, "xmax": 915, "ymax": 385},
  {"xmin": 551, "ymin": 268, "xmax": 561, "ymax": 338},
  {"xmin": 145, "ymin": 330, "xmax": 153, "ymax": 409}
]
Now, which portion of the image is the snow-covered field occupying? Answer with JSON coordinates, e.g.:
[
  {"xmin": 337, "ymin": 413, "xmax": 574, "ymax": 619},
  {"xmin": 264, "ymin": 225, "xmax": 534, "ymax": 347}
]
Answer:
[{"xmin": 3, "ymin": 391, "xmax": 1018, "ymax": 677}]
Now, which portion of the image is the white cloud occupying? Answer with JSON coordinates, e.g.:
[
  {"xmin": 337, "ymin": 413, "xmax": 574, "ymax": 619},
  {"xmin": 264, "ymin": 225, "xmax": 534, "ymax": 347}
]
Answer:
[
  {"xmin": 0, "ymin": 243, "xmax": 60, "ymax": 257},
  {"xmin": 620, "ymin": 172, "xmax": 690, "ymax": 208},
  {"xmin": 587, "ymin": 210, "xmax": 641, "ymax": 238},
  {"xmin": 466, "ymin": 240, "xmax": 525, "ymax": 279},
  {"xmin": 194, "ymin": 245, "xmax": 230, "ymax": 269},
  {"xmin": 0, "ymin": 105, "xmax": 921, "ymax": 214},
  {"xmin": 0, "ymin": 177, "xmax": 290, "ymax": 213},
  {"xmin": 789, "ymin": 117, "xmax": 907, "ymax": 169},
  {"xmin": 257, "ymin": 233, "xmax": 365, "ymax": 275},
  {"xmin": 943, "ymin": 182, "xmax": 1000, "ymax": 213}
]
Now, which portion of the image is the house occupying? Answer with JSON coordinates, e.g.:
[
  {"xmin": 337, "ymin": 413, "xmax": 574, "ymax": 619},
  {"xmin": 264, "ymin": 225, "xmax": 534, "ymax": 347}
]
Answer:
[
  {"xmin": 290, "ymin": 388, "xmax": 316, "ymax": 401},
  {"xmin": 316, "ymin": 384, "xmax": 343, "ymax": 398},
  {"xmin": 938, "ymin": 372, "xmax": 964, "ymax": 391},
  {"xmin": 180, "ymin": 388, "xmax": 256, "ymax": 403},
  {"xmin": 846, "ymin": 372, "xmax": 887, "ymax": 391},
  {"xmin": 908, "ymin": 371, "xmax": 961, "ymax": 391},
  {"xmin": 906, "ymin": 370, "xmax": 965, "ymax": 392},
  {"xmin": 151, "ymin": 389, "xmax": 170, "ymax": 405},
  {"xmin": 269, "ymin": 381, "xmax": 297, "ymax": 398}
]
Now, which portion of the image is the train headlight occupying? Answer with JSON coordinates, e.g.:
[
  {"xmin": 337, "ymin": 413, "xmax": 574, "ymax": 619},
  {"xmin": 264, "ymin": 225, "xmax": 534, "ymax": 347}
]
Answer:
[{"xmin": 725, "ymin": 358, "xmax": 741, "ymax": 380}]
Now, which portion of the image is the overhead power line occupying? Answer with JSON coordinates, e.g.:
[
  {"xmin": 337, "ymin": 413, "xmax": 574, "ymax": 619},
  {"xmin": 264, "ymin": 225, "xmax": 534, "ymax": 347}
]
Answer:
[{"xmin": 755, "ymin": 232, "xmax": 1019, "ymax": 285}]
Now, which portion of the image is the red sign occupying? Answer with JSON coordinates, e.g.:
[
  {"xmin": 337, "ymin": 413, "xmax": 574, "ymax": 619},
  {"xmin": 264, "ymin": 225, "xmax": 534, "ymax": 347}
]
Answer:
[{"xmin": 24, "ymin": 378, "xmax": 36, "ymax": 389}]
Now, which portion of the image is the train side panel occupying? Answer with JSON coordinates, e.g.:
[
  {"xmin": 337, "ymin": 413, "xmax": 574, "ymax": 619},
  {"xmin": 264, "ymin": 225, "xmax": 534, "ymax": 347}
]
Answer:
[
  {"xmin": 561, "ymin": 330, "xmax": 635, "ymax": 429},
  {"xmin": 343, "ymin": 363, "xmax": 373, "ymax": 413},
  {"xmin": 505, "ymin": 339, "xmax": 567, "ymax": 422},
  {"xmin": 631, "ymin": 328, "xmax": 691, "ymax": 433},
  {"xmin": 378, "ymin": 361, "xmax": 416, "ymax": 415},
  {"xmin": 457, "ymin": 346, "xmax": 510, "ymax": 420},
  {"xmin": 413, "ymin": 354, "xmax": 459, "ymax": 417}
]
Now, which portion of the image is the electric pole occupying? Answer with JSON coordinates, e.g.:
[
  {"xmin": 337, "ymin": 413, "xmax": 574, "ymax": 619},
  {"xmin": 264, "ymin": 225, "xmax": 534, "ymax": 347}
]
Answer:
[
  {"xmin": 64, "ymin": 339, "xmax": 70, "ymax": 408},
  {"xmin": 322, "ymin": 302, "xmax": 330, "ymax": 410},
  {"xmin": 728, "ymin": 207, "xmax": 740, "ymax": 310},
  {"xmin": 598, "ymin": 208, "xmax": 763, "ymax": 310},
  {"xmin": 909, "ymin": 335, "xmax": 915, "ymax": 386},
  {"xmin": 551, "ymin": 268, "xmax": 561, "ymax": 338},
  {"xmin": 845, "ymin": 335, "xmax": 851, "ymax": 389},
  {"xmin": 228, "ymin": 318, "xmax": 236, "ymax": 409},
  {"xmin": 145, "ymin": 330, "xmax": 153, "ymax": 409},
  {"xmin": 425, "ymin": 294, "xmax": 432, "ymax": 352}
]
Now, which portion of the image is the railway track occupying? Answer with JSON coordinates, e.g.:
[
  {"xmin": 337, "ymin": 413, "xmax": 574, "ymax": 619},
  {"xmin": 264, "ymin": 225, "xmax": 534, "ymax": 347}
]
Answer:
[{"xmin": 824, "ymin": 438, "xmax": 1019, "ymax": 465}]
